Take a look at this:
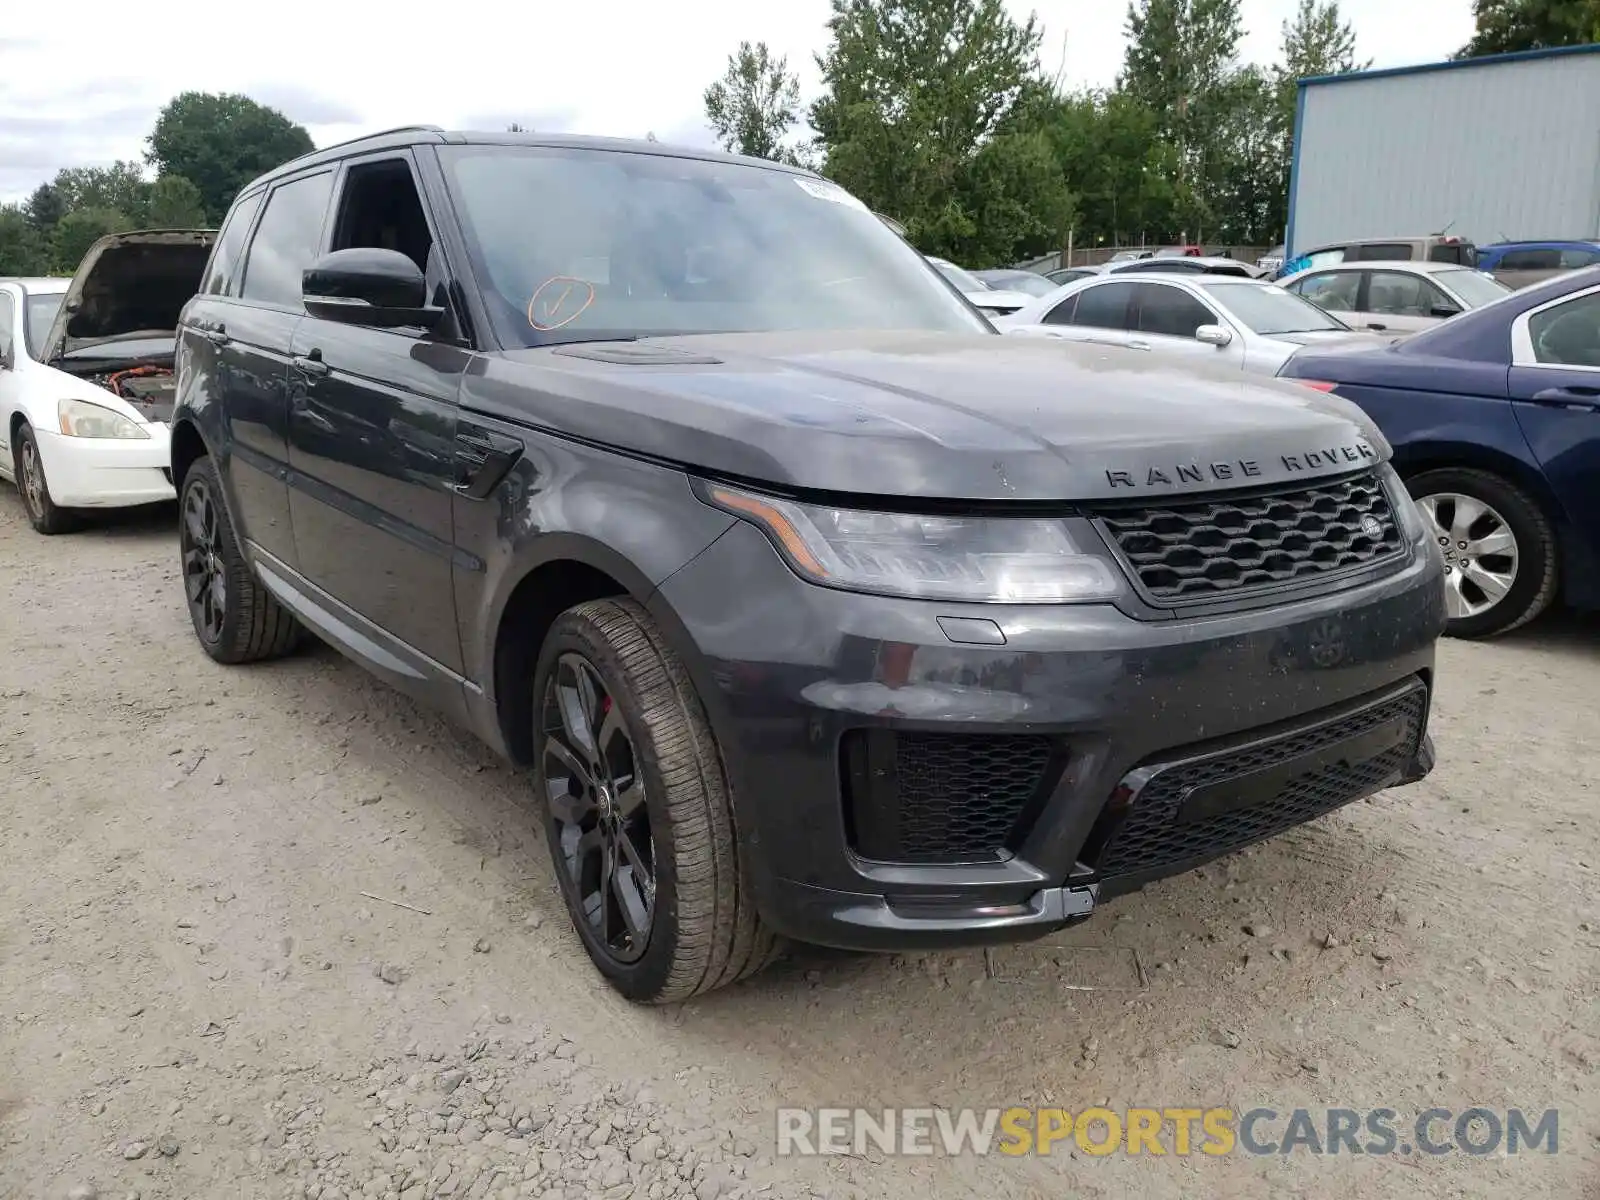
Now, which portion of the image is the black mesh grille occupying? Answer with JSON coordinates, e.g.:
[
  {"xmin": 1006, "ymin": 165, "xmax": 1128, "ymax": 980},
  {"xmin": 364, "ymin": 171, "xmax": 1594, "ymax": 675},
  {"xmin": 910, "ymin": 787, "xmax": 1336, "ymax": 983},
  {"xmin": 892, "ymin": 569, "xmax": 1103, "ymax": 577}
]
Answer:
[
  {"xmin": 1095, "ymin": 471, "xmax": 1405, "ymax": 604},
  {"xmin": 1093, "ymin": 685, "xmax": 1427, "ymax": 881},
  {"xmin": 843, "ymin": 731, "xmax": 1057, "ymax": 864}
]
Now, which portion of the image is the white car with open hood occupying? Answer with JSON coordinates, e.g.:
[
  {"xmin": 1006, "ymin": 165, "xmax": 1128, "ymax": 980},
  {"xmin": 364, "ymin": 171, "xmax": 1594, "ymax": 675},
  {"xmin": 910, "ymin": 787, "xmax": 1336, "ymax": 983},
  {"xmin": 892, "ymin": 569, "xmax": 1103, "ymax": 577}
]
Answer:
[{"xmin": 0, "ymin": 229, "xmax": 215, "ymax": 533}]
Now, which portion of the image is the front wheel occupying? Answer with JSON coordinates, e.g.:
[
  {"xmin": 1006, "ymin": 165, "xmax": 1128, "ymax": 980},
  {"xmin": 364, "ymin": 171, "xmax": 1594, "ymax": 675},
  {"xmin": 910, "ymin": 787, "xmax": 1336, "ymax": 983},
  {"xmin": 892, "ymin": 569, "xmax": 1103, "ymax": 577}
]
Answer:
[
  {"xmin": 1406, "ymin": 467, "xmax": 1558, "ymax": 639},
  {"xmin": 533, "ymin": 598, "xmax": 781, "ymax": 1003},
  {"xmin": 178, "ymin": 456, "xmax": 301, "ymax": 663},
  {"xmin": 13, "ymin": 422, "xmax": 82, "ymax": 535}
]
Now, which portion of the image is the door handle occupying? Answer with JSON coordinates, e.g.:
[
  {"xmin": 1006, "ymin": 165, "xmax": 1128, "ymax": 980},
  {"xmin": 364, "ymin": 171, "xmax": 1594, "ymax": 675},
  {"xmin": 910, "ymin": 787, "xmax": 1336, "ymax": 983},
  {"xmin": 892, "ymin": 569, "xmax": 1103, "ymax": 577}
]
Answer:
[
  {"xmin": 201, "ymin": 325, "xmax": 229, "ymax": 347},
  {"xmin": 1126, "ymin": 339, "xmax": 1152, "ymax": 351},
  {"xmin": 1529, "ymin": 386, "xmax": 1600, "ymax": 411},
  {"xmin": 292, "ymin": 349, "xmax": 329, "ymax": 378}
]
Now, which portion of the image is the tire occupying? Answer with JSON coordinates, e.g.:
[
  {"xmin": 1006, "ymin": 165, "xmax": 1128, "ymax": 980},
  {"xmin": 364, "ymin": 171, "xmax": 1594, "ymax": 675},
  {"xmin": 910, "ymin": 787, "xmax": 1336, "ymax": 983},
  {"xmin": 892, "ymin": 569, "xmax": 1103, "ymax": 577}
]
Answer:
[
  {"xmin": 178, "ymin": 455, "xmax": 301, "ymax": 663},
  {"xmin": 1405, "ymin": 467, "xmax": 1558, "ymax": 639},
  {"xmin": 12, "ymin": 422, "xmax": 83, "ymax": 535},
  {"xmin": 532, "ymin": 598, "xmax": 782, "ymax": 1003}
]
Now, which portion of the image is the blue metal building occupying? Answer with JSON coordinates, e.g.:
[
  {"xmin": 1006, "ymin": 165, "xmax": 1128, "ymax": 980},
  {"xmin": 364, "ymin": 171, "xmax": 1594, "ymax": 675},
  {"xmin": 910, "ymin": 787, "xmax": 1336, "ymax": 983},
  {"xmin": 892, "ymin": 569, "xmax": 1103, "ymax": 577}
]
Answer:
[{"xmin": 1286, "ymin": 44, "xmax": 1600, "ymax": 259}]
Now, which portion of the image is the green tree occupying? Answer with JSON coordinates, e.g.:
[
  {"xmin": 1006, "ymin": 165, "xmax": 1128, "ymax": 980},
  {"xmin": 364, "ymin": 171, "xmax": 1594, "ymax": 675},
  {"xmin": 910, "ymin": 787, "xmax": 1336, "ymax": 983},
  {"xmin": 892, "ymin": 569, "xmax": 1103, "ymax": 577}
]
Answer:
[
  {"xmin": 145, "ymin": 174, "xmax": 209, "ymax": 228},
  {"xmin": 1267, "ymin": 0, "xmax": 1368, "ymax": 241},
  {"xmin": 23, "ymin": 183, "xmax": 68, "ymax": 234},
  {"xmin": 0, "ymin": 205, "xmax": 52, "ymax": 276},
  {"xmin": 704, "ymin": 41, "xmax": 803, "ymax": 161},
  {"xmin": 811, "ymin": 0, "xmax": 1073, "ymax": 265},
  {"xmin": 1458, "ymin": 0, "xmax": 1600, "ymax": 57},
  {"xmin": 50, "ymin": 162, "xmax": 152, "ymax": 224},
  {"xmin": 1042, "ymin": 90, "xmax": 1191, "ymax": 246},
  {"xmin": 51, "ymin": 207, "xmax": 134, "ymax": 271},
  {"xmin": 145, "ymin": 92, "xmax": 314, "ymax": 222}
]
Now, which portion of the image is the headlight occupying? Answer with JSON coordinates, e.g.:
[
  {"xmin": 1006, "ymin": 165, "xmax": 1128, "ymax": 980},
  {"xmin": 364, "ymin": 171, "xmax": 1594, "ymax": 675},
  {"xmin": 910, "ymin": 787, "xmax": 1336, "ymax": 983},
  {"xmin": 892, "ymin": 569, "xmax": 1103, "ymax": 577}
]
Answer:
[
  {"xmin": 1382, "ymin": 464, "xmax": 1426, "ymax": 540},
  {"xmin": 701, "ymin": 482, "xmax": 1121, "ymax": 603},
  {"xmin": 58, "ymin": 398, "xmax": 150, "ymax": 440}
]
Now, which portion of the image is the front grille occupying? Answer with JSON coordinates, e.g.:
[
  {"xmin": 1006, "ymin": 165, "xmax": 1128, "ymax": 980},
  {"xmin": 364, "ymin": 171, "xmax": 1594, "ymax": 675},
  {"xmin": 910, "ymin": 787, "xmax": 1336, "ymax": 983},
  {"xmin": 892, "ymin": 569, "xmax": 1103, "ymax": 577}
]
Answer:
[
  {"xmin": 1091, "ymin": 683, "xmax": 1427, "ymax": 882},
  {"xmin": 842, "ymin": 730, "xmax": 1060, "ymax": 864},
  {"xmin": 1095, "ymin": 470, "xmax": 1405, "ymax": 605}
]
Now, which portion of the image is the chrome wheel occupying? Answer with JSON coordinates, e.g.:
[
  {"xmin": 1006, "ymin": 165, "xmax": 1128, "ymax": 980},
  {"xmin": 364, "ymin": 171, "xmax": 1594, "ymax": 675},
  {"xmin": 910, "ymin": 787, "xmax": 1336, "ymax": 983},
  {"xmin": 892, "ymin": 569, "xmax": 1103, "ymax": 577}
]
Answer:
[
  {"xmin": 19, "ymin": 436, "xmax": 44, "ymax": 516},
  {"xmin": 541, "ymin": 653, "xmax": 655, "ymax": 964},
  {"xmin": 181, "ymin": 475, "xmax": 228, "ymax": 643},
  {"xmin": 1418, "ymin": 491, "xmax": 1519, "ymax": 620}
]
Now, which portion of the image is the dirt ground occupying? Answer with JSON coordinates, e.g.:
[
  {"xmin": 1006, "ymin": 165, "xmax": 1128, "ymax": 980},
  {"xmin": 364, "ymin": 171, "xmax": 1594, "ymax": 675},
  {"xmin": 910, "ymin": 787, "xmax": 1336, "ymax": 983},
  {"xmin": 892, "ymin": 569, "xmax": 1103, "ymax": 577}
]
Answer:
[{"xmin": 2, "ymin": 496, "xmax": 1597, "ymax": 1200}]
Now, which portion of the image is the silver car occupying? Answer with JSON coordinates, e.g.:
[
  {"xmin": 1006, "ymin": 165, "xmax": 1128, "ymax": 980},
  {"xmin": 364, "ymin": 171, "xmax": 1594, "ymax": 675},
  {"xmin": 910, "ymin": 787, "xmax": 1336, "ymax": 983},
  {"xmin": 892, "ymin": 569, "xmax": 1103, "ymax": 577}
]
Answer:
[
  {"xmin": 1277, "ymin": 259, "xmax": 1511, "ymax": 332},
  {"xmin": 925, "ymin": 256, "xmax": 1035, "ymax": 317},
  {"xmin": 995, "ymin": 271, "xmax": 1389, "ymax": 376}
]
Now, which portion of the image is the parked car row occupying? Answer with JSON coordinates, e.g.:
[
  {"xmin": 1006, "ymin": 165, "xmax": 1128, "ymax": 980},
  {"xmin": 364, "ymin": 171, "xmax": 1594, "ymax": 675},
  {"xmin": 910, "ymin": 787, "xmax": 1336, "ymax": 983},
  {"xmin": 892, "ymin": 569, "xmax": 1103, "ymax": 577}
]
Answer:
[{"xmin": 0, "ymin": 134, "xmax": 1586, "ymax": 1011}]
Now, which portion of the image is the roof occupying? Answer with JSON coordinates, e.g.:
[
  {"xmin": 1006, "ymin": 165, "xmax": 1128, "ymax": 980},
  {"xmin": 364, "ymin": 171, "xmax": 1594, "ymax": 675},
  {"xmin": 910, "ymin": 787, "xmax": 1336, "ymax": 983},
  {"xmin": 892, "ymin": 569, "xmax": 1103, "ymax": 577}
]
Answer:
[
  {"xmin": 1478, "ymin": 238, "xmax": 1600, "ymax": 251},
  {"xmin": 1281, "ymin": 260, "xmax": 1483, "ymax": 277},
  {"xmin": 1300, "ymin": 41, "xmax": 1600, "ymax": 89},
  {"xmin": 240, "ymin": 126, "xmax": 815, "ymax": 198},
  {"xmin": 0, "ymin": 277, "xmax": 69, "ymax": 291}
]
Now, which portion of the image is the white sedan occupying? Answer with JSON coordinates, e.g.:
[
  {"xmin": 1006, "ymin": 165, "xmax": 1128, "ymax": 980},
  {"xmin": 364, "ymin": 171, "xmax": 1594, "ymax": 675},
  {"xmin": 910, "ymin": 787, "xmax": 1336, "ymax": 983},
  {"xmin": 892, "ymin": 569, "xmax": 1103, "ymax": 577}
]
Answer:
[
  {"xmin": 993, "ymin": 270, "xmax": 1390, "ymax": 375},
  {"xmin": 1276, "ymin": 259, "xmax": 1513, "ymax": 333},
  {"xmin": 0, "ymin": 230, "xmax": 214, "ymax": 534}
]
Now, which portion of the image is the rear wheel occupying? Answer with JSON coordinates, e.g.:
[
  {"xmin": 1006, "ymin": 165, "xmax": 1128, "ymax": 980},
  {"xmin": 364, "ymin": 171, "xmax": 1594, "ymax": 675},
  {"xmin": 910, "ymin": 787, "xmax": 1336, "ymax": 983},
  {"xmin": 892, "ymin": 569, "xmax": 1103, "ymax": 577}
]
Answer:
[
  {"xmin": 1406, "ymin": 467, "xmax": 1558, "ymax": 639},
  {"xmin": 533, "ymin": 598, "xmax": 781, "ymax": 1003},
  {"xmin": 13, "ymin": 422, "xmax": 82, "ymax": 535},
  {"xmin": 179, "ymin": 456, "xmax": 301, "ymax": 663}
]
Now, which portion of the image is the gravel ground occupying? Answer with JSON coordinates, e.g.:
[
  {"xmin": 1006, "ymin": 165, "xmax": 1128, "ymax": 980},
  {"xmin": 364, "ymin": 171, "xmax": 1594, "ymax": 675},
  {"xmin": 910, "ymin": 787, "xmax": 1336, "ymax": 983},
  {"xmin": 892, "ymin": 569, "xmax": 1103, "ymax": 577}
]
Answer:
[{"xmin": 1, "ymin": 497, "xmax": 1598, "ymax": 1200}]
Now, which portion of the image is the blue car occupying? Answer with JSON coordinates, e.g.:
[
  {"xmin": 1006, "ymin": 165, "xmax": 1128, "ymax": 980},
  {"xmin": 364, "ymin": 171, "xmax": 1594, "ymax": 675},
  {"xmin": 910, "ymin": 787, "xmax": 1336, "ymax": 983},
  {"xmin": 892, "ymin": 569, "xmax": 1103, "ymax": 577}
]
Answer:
[
  {"xmin": 1476, "ymin": 240, "xmax": 1600, "ymax": 289},
  {"xmin": 1278, "ymin": 267, "xmax": 1600, "ymax": 638}
]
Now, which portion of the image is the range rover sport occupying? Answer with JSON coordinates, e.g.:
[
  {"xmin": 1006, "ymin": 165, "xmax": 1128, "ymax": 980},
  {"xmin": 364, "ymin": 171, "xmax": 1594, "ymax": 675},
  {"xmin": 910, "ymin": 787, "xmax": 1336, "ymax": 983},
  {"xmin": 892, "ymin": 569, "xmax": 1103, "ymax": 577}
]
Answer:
[{"xmin": 170, "ymin": 127, "xmax": 1447, "ymax": 1002}]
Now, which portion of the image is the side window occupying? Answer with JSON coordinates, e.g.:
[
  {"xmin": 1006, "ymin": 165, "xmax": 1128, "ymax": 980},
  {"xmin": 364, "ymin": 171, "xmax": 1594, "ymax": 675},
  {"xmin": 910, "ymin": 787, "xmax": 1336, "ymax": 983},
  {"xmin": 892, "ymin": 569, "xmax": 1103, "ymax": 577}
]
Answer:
[
  {"xmin": 1042, "ymin": 293, "xmax": 1079, "ymax": 325},
  {"xmin": 1071, "ymin": 282, "xmax": 1137, "ymax": 329},
  {"xmin": 1528, "ymin": 293, "xmax": 1600, "ymax": 367},
  {"xmin": 1366, "ymin": 271, "xmax": 1450, "ymax": 317},
  {"xmin": 1428, "ymin": 242, "xmax": 1470, "ymax": 264},
  {"xmin": 1559, "ymin": 248, "xmax": 1600, "ymax": 269},
  {"xmin": 203, "ymin": 191, "xmax": 264, "ymax": 296},
  {"xmin": 1302, "ymin": 248, "xmax": 1346, "ymax": 271},
  {"xmin": 1136, "ymin": 284, "xmax": 1216, "ymax": 338},
  {"xmin": 1498, "ymin": 249, "xmax": 1561, "ymax": 271},
  {"xmin": 0, "ymin": 292, "xmax": 14, "ymax": 366},
  {"xmin": 1293, "ymin": 271, "xmax": 1359, "ymax": 312},
  {"xmin": 239, "ymin": 172, "xmax": 335, "ymax": 309},
  {"xmin": 328, "ymin": 158, "xmax": 435, "ymax": 276}
]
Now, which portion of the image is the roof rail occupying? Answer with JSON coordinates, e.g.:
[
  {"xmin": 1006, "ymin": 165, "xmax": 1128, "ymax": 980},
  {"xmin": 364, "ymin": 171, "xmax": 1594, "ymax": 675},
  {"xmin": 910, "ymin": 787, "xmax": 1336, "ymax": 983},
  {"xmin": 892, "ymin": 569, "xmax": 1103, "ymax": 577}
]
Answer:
[{"xmin": 311, "ymin": 124, "xmax": 446, "ymax": 155}]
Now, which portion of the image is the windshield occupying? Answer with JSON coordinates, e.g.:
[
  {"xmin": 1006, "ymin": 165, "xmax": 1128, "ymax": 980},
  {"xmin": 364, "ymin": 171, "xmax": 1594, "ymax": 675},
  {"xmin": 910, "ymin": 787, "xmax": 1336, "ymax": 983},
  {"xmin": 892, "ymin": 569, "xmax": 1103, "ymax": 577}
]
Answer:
[
  {"xmin": 24, "ymin": 292, "xmax": 64, "ymax": 360},
  {"xmin": 1203, "ymin": 282, "xmax": 1348, "ymax": 334},
  {"xmin": 438, "ymin": 146, "xmax": 991, "ymax": 346},
  {"xmin": 1436, "ymin": 268, "xmax": 1511, "ymax": 308}
]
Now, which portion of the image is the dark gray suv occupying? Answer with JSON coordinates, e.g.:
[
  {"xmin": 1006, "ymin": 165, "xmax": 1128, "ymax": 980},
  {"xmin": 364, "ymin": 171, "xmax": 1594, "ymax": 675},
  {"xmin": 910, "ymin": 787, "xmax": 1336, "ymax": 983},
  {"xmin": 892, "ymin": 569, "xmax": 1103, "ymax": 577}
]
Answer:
[{"xmin": 170, "ymin": 127, "xmax": 1446, "ymax": 1002}]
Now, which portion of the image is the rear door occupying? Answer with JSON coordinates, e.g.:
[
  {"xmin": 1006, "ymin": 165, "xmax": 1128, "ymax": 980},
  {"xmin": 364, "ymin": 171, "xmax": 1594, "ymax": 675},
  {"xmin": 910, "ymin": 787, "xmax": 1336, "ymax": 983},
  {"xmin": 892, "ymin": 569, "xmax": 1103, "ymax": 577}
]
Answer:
[
  {"xmin": 1012, "ymin": 280, "xmax": 1138, "ymax": 347},
  {"xmin": 1507, "ymin": 284, "xmax": 1600, "ymax": 561},
  {"xmin": 204, "ymin": 172, "xmax": 336, "ymax": 568}
]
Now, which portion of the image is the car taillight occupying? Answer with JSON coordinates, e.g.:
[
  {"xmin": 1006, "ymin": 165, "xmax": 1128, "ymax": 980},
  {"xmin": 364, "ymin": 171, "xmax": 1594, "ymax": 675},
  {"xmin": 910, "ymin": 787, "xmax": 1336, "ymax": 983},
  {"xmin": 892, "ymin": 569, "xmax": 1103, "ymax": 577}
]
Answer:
[{"xmin": 1294, "ymin": 380, "xmax": 1339, "ymax": 392}]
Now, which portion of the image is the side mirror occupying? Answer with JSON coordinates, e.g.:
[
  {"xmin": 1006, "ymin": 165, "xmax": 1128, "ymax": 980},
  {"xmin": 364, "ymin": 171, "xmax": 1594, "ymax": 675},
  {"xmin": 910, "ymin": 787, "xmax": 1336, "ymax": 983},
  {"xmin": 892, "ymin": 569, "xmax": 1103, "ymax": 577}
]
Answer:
[
  {"xmin": 1430, "ymin": 305, "xmax": 1461, "ymax": 319},
  {"xmin": 1195, "ymin": 323, "xmax": 1233, "ymax": 347},
  {"xmin": 1364, "ymin": 321, "xmax": 1389, "ymax": 332},
  {"xmin": 302, "ymin": 248, "xmax": 444, "ymax": 329}
]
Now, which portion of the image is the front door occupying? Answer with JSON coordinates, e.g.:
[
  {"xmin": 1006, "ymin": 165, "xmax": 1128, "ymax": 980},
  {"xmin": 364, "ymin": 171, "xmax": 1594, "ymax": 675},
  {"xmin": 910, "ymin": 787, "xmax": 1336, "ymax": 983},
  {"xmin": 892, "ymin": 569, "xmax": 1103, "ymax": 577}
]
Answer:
[
  {"xmin": 1130, "ymin": 282, "xmax": 1244, "ymax": 369},
  {"xmin": 285, "ymin": 151, "xmax": 471, "ymax": 674}
]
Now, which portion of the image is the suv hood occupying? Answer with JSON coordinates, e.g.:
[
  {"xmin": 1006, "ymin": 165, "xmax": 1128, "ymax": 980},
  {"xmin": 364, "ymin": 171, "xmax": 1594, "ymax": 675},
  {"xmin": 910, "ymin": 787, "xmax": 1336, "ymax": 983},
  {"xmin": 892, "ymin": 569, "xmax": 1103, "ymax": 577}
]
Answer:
[
  {"xmin": 470, "ymin": 330, "xmax": 1392, "ymax": 502},
  {"xmin": 40, "ymin": 229, "xmax": 216, "ymax": 363}
]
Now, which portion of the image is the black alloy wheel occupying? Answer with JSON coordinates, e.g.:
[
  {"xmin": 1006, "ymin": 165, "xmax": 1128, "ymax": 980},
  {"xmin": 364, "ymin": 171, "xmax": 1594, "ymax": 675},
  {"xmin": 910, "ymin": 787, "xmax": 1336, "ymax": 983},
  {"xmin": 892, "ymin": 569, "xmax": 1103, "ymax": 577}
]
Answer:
[
  {"xmin": 181, "ymin": 472, "xmax": 228, "ymax": 646},
  {"xmin": 541, "ymin": 652, "xmax": 657, "ymax": 964}
]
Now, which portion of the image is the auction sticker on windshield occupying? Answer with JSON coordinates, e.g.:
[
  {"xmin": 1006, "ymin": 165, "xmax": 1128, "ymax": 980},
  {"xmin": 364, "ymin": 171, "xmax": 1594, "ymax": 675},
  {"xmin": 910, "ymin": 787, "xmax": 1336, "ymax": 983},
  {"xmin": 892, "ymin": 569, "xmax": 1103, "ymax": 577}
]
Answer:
[{"xmin": 794, "ymin": 178, "xmax": 869, "ymax": 210}]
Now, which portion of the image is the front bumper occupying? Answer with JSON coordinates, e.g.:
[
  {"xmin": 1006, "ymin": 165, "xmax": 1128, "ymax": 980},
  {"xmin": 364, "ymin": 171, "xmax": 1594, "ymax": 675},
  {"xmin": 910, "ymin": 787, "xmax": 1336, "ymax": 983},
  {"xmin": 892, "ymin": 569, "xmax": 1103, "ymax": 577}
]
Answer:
[
  {"xmin": 33, "ymin": 424, "xmax": 175, "ymax": 508},
  {"xmin": 653, "ymin": 517, "xmax": 1445, "ymax": 952}
]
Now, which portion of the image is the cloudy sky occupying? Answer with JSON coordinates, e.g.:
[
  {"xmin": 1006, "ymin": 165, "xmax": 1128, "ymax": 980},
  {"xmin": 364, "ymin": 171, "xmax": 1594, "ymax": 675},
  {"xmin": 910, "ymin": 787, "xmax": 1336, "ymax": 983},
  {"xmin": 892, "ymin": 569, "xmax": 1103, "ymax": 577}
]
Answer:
[{"xmin": 1, "ymin": 0, "xmax": 1472, "ymax": 204}]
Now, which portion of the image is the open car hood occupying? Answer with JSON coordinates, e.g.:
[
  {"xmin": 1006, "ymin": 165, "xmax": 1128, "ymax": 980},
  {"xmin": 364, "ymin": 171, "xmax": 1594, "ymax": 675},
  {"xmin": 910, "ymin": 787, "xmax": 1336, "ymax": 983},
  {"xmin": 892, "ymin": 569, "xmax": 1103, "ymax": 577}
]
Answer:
[{"xmin": 40, "ymin": 229, "xmax": 216, "ymax": 363}]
